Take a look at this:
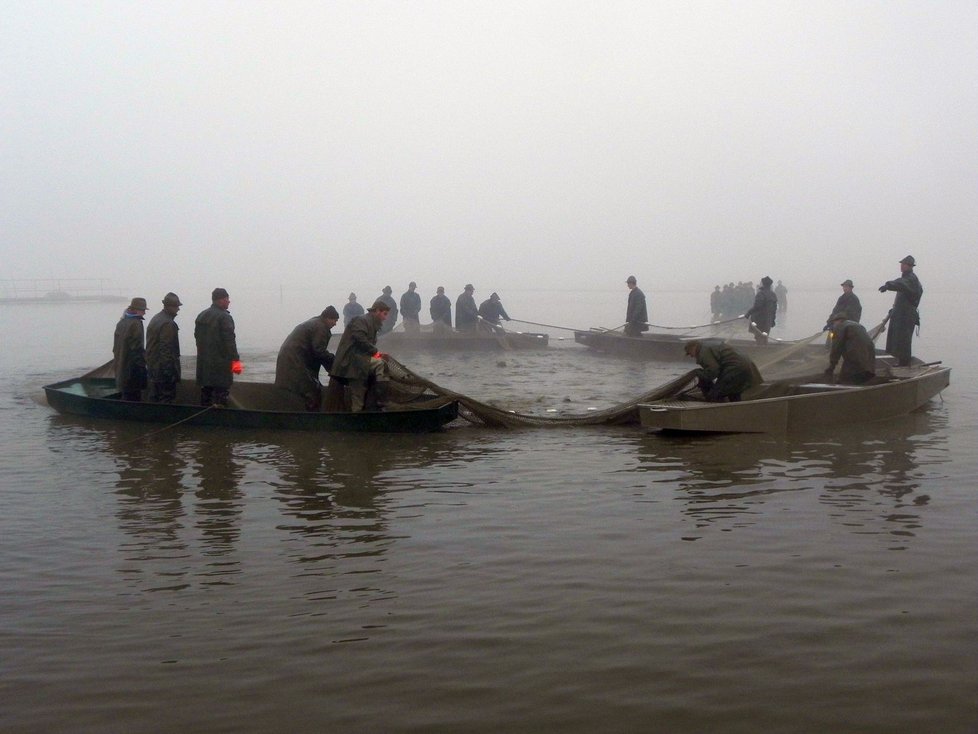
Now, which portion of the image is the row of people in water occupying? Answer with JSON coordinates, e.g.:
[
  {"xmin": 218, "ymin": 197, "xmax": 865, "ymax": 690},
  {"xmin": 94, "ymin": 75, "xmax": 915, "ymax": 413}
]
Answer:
[
  {"xmin": 710, "ymin": 279, "xmax": 789, "ymax": 321},
  {"xmin": 342, "ymin": 284, "xmax": 511, "ymax": 335}
]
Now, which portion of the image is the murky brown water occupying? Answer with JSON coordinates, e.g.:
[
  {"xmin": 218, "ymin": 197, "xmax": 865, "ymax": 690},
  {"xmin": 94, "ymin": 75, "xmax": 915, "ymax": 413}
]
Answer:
[{"xmin": 2, "ymin": 290, "xmax": 975, "ymax": 733}]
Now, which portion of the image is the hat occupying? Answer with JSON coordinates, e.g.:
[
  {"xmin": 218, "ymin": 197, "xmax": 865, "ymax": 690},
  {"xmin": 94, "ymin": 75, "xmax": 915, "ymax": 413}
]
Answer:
[
  {"xmin": 464, "ymin": 284, "xmax": 474, "ymax": 291},
  {"xmin": 900, "ymin": 255, "xmax": 916, "ymax": 266},
  {"xmin": 128, "ymin": 297, "xmax": 148, "ymax": 311},
  {"xmin": 840, "ymin": 279, "xmax": 854, "ymax": 288},
  {"xmin": 211, "ymin": 287, "xmax": 229, "ymax": 301},
  {"xmin": 829, "ymin": 312, "xmax": 848, "ymax": 322},
  {"xmin": 348, "ymin": 292, "xmax": 357, "ymax": 300},
  {"xmin": 162, "ymin": 292, "xmax": 182, "ymax": 306},
  {"xmin": 382, "ymin": 285, "xmax": 392, "ymax": 293},
  {"xmin": 683, "ymin": 340, "xmax": 701, "ymax": 355},
  {"xmin": 409, "ymin": 281, "xmax": 417, "ymax": 288},
  {"xmin": 761, "ymin": 276, "xmax": 773, "ymax": 286},
  {"xmin": 321, "ymin": 305, "xmax": 339, "ymax": 320},
  {"xmin": 436, "ymin": 286, "xmax": 445, "ymax": 293},
  {"xmin": 367, "ymin": 299, "xmax": 391, "ymax": 312},
  {"xmin": 626, "ymin": 275, "xmax": 637, "ymax": 284},
  {"xmin": 490, "ymin": 292, "xmax": 499, "ymax": 299}
]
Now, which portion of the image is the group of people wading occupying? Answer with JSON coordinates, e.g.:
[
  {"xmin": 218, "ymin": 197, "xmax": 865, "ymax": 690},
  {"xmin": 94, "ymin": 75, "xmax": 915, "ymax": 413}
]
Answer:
[{"xmin": 624, "ymin": 255, "xmax": 923, "ymax": 402}]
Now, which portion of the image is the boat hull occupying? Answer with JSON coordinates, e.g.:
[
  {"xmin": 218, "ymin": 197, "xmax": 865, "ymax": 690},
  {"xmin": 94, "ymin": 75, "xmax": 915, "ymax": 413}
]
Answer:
[
  {"xmin": 44, "ymin": 377, "xmax": 459, "ymax": 433},
  {"xmin": 573, "ymin": 329, "xmax": 827, "ymax": 361},
  {"xmin": 639, "ymin": 366, "xmax": 950, "ymax": 433}
]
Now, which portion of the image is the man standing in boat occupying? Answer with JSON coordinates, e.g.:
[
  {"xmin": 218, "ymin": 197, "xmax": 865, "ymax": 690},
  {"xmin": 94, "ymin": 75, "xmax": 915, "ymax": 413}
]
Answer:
[
  {"xmin": 274, "ymin": 306, "xmax": 340, "ymax": 411},
  {"xmin": 825, "ymin": 279, "xmax": 862, "ymax": 327},
  {"xmin": 455, "ymin": 284, "xmax": 478, "ymax": 332},
  {"xmin": 400, "ymin": 282, "xmax": 422, "ymax": 335},
  {"xmin": 146, "ymin": 292, "xmax": 182, "ymax": 403},
  {"xmin": 879, "ymin": 255, "xmax": 923, "ymax": 366},
  {"xmin": 329, "ymin": 300, "xmax": 391, "ymax": 412},
  {"xmin": 683, "ymin": 340, "xmax": 762, "ymax": 402},
  {"xmin": 343, "ymin": 292, "xmax": 364, "ymax": 327},
  {"xmin": 624, "ymin": 275, "xmax": 648, "ymax": 337},
  {"xmin": 376, "ymin": 286, "xmax": 398, "ymax": 334},
  {"xmin": 430, "ymin": 286, "xmax": 452, "ymax": 335},
  {"xmin": 744, "ymin": 276, "xmax": 778, "ymax": 344},
  {"xmin": 113, "ymin": 296, "xmax": 149, "ymax": 401},
  {"xmin": 825, "ymin": 313, "xmax": 876, "ymax": 385},
  {"xmin": 478, "ymin": 292, "xmax": 511, "ymax": 330},
  {"xmin": 194, "ymin": 288, "xmax": 241, "ymax": 407}
]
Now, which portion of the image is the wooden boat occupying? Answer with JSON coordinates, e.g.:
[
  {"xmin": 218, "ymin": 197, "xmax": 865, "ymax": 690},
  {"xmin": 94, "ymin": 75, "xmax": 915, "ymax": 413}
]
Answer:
[
  {"xmin": 380, "ymin": 328, "xmax": 549, "ymax": 352},
  {"xmin": 638, "ymin": 363, "xmax": 950, "ymax": 433},
  {"xmin": 43, "ymin": 376, "xmax": 459, "ymax": 433},
  {"xmin": 574, "ymin": 328, "xmax": 828, "ymax": 362}
]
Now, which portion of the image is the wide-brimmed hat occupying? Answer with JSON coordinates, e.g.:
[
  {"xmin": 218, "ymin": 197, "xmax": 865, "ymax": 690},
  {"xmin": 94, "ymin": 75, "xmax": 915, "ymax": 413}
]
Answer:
[
  {"xmin": 840, "ymin": 279, "xmax": 854, "ymax": 288},
  {"xmin": 900, "ymin": 255, "xmax": 916, "ymax": 266},
  {"xmin": 626, "ymin": 275, "xmax": 637, "ymax": 284},
  {"xmin": 128, "ymin": 297, "xmax": 148, "ymax": 311},
  {"xmin": 761, "ymin": 276, "xmax": 773, "ymax": 286},
  {"xmin": 162, "ymin": 292, "xmax": 182, "ymax": 306},
  {"xmin": 367, "ymin": 300, "xmax": 391, "ymax": 312},
  {"xmin": 348, "ymin": 292, "xmax": 357, "ymax": 300},
  {"xmin": 464, "ymin": 284, "xmax": 474, "ymax": 291}
]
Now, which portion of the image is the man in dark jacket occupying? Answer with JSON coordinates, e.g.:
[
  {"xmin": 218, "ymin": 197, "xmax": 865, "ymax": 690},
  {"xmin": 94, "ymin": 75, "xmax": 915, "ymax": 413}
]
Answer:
[
  {"xmin": 478, "ymin": 292, "xmax": 511, "ymax": 327},
  {"xmin": 146, "ymin": 292, "xmax": 182, "ymax": 403},
  {"xmin": 684, "ymin": 340, "xmax": 762, "ymax": 402},
  {"xmin": 113, "ymin": 297, "xmax": 148, "ymax": 401},
  {"xmin": 400, "ymin": 282, "xmax": 422, "ymax": 334},
  {"xmin": 194, "ymin": 288, "xmax": 240, "ymax": 407},
  {"xmin": 744, "ymin": 275, "xmax": 778, "ymax": 344},
  {"xmin": 825, "ymin": 313, "xmax": 876, "ymax": 385},
  {"xmin": 329, "ymin": 300, "xmax": 391, "ymax": 412},
  {"xmin": 624, "ymin": 275, "xmax": 648, "ymax": 337},
  {"xmin": 455, "ymin": 284, "xmax": 478, "ymax": 331},
  {"xmin": 274, "ymin": 306, "xmax": 339, "ymax": 411},
  {"xmin": 343, "ymin": 292, "xmax": 364, "ymax": 327},
  {"xmin": 879, "ymin": 255, "xmax": 923, "ymax": 366},
  {"xmin": 826, "ymin": 279, "xmax": 862, "ymax": 327},
  {"xmin": 430, "ymin": 286, "xmax": 452, "ymax": 335},
  {"xmin": 377, "ymin": 286, "xmax": 398, "ymax": 334}
]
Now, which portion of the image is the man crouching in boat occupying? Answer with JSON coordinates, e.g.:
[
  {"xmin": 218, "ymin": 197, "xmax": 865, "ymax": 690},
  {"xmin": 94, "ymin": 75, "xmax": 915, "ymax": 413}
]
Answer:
[
  {"xmin": 683, "ymin": 340, "xmax": 762, "ymax": 402},
  {"xmin": 824, "ymin": 312, "xmax": 876, "ymax": 385},
  {"xmin": 328, "ymin": 300, "xmax": 391, "ymax": 412}
]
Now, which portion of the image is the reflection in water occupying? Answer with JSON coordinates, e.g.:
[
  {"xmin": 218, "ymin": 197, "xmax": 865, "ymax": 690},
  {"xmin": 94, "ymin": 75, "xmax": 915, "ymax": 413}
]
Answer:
[
  {"xmin": 191, "ymin": 433, "xmax": 245, "ymax": 577},
  {"xmin": 636, "ymin": 408, "xmax": 949, "ymax": 546}
]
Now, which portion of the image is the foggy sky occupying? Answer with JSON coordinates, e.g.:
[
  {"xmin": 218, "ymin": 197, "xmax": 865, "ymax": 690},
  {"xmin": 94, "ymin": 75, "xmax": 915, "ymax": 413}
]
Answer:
[{"xmin": 3, "ymin": 1, "xmax": 976, "ymax": 299}]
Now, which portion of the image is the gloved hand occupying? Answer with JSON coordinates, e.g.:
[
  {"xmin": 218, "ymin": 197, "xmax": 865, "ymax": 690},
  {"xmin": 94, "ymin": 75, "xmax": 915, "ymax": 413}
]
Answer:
[
  {"xmin": 231, "ymin": 360, "xmax": 243, "ymax": 374},
  {"xmin": 878, "ymin": 285, "xmax": 887, "ymax": 293}
]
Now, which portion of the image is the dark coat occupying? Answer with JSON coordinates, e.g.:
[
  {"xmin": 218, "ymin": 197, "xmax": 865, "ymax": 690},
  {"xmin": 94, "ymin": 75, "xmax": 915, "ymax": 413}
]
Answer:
[
  {"xmin": 377, "ymin": 293, "xmax": 398, "ymax": 333},
  {"xmin": 829, "ymin": 320, "xmax": 876, "ymax": 383},
  {"xmin": 430, "ymin": 294, "xmax": 452, "ymax": 325},
  {"xmin": 455, "ymin": 292, "xmax": 478, "ymax": 330},
  {"xmin": 274, "ymin": 316, "xmax": 334, "ymax": 396},
  {"xmin": 695, "ymin": 343, "xmax": 762, "ymax": 399},
  {"xmin": 113, "ymin": 313, "xmax": 147, "ymax": 392},
  {"xmin": 400, "ymin": 290, "xmax": 421, "ymax": 320},
  {"xmin": 478, "ymin": 298, "xmax": 510, "ymax": 324},
  {"xmin": 745, "ymin": 286, "xmax": 778, "ymax": 334},
  {"xmin": 194, "ymin": 305, "xmax": 239, "ymax": 389},
  {"xmin": 330, "ymin": 312, "xmax": 382, "ymax": 381},
  {"xmin": 146, "ymin": 310, "xmax": 181, "ymax": 384},
  {"xmin": 343, "ymin": 301, "xmax": 364, "ymax": 327},
  {"xmin": 829, "ymin": 292, "xmax": 862, "ymax": 324},
  {"xmin": 625, "ymin": 287, "xmax": 648, "ymax": 329},
  {"xmin": 882, "ymin": 271, "xmax": 922, "ymax": 365}
]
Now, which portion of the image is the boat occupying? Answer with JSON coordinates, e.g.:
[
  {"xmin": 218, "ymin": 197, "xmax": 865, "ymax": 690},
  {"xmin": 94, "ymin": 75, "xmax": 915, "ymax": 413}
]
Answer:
[
  {"xmin": 573, "ymin": 328, "xmax": 829, "ymax": 362},
  {"xmin": 380, "ymin": 327, "xmax": 549, "ymax": 352},
  {"xmin": 43, "ymin": 375, "xmax": 460, "ymax": 433},
  {"xmin": 638, "ymin": 362, "xmax": 950, "ymax": 433}
]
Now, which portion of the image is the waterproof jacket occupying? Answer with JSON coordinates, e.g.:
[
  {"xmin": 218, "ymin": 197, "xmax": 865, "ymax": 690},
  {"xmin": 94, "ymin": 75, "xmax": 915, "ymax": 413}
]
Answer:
[
  {"xmin": 113, "ymin": 312, "xmax": 147, "ymax": 392},
  {"xmin": 695, "ymin": 343, "xmax": 762, "ymax": 398},
  {"xmin": 455, "ymin": 292, "xmax": 478, "ymax": 330},
  {"xmin": 829, "ymin": 292, "xmax": 862, "ymax": 324},
  {"xmin": 478, "ymin": 298, "xmax": 510, "ymax": 324},
  {"xmin": 330, "ymin": 312, "xmax": 382, "ymax": 381},
  {"xmin": 882, "ymin": 271, "xmax": 922, "ymax": 365},
  {"xmin": 745, "ymin": 286, "xmax": 778, "ymax": 334},
  {"xmin": 377, "ymin": 293, "xmax": 398, "ymax": 333},
  {"xmin": 400, "ymin": 290, "xmax": 421, "ymax": 320},
  {"xmin": 146, "ymin": 309, "xmax": 181, "ymax": 384},
  {"xmin": 343, "ymin": 301, "xmax": 365, "ymax": 327},
  {"xmin": 274, "ymin": 316, "xmax": 334, "ymax": 396},
  {"xmin": 430, "ymin": 294, "xmax": 452, "ymax": 325},
  {"xmin": 194, "ymin": 304, "xmax": 239, "ymax": 389},
  {"xmin": 626, "ymin": 287, "xmax": 648, "ymax": 328},
  {"xmin": 829, "ymin": 320, "xmax": 876, "ymax": 382}
]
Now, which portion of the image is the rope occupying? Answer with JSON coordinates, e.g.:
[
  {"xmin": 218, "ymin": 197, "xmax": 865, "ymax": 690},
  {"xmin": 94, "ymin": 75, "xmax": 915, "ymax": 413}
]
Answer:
[{"xmin": 113, "ymin": 405, "xmax": 218, "ymax": 447}]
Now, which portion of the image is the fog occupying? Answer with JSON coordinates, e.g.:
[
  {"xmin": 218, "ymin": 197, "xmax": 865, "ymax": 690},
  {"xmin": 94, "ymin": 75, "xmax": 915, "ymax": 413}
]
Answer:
[{"xmin": 3, "ymin": 1, "xmax": 976, "ymax": 302}]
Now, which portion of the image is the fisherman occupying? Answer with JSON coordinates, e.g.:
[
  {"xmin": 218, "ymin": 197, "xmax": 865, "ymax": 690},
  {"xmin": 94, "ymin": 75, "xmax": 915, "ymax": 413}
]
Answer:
[
  {"xmin": 455, "ymin": 284, "xmax": 478, "ymax": 331},
  {"xmin": 744, "ymin": 275, "xmax": 778, "ymax": 344},
  {"xmin": 710, "ymin": 285, "xmax": 722, "ymax": 322},
  {"xmin": 399, "ymin": 282, "xmax": 422, "ymax": 335},
  {"xmin": 328, "ymin": 300, "xmax": 391, "ymax": 412},
  {"xmin": 146, "ymin": 292, "xmax": 182, "ymax": 403},
  {"xmin": 429, "ymin": 286, "xmax": 452, "ymax": 335},
  {"xmin": 825, "ymin": 279, "xmax": 862, "ymax": 328},
  {"xmin": 478, "ymin": 291, "xmax": 511, "ymax": 328},
  {"xmin": 775, "ymin": 280, "xmax": 788, "ymax": 315},
  {"xmin": 824, "ymin": 313, "xmax": 876, "ymax": 385},
  {"xmin": 274, "ymin": 306, "xmax": 340, "ymax": 411},
  {"xmin": 343, "ymin": 292, "xmax": 364, "ymax": 327},
  {"xmin": 376, "ymin": 286, "xmax": 398, "ymax": 334},
  {"xmin": 113, "ymin": 297, "xmax": 149, "ymax": 401},
  {"xmin": 683, "ymin": 340, "xmax": 762, "ymax": 402},
  {"xmin": 879, "ymin": 255, "xmax": 923, "ymax": 366},
  {"xmin": 194, "ymin": 288, "xmax": 241, "ymax": 407},
  {"xmin": 624, "ymin": 275, "xmax": 648, "ymax": 337}
]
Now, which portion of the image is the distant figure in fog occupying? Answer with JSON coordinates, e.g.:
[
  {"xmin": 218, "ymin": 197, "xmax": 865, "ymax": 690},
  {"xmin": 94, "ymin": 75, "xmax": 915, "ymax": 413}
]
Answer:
[
  {"xmin": 710, "ymin": 285, "xmax": 722, "ymax": 321},
  {"xmin": 744, "ymin": 276, "xmax": 778, "ymax": 344},
  {"xmin": 376, "ymin": 286, "xmax": 398, "ymax": 334},
  {"xmin": 113, "ymin": 297, "xmax": 148, "ymax": 401},
  {"xmin": 400, "ymin": 282, "xmax": 422, "ymax": 335},
  {"xmin": 684, "ymin": 340, "xmax": 762, "ymax": 402},
  {"xmin": 624, "ymin": 275, "xmax": 648, "ymax": 337},
  {"xmin": 275, "ymin": 306, "xmax": 339, "ymax": 411},
  {"xmin": 478, "ymin": 292, "xmax": 511, "ymax": 328},
  {"xmin": 430, "ymin": 286, "xmax": 452, "ymax": 335},
  {"xmin": 343, "ymin": 293, "xmax": 364, "ymax": 327},
  {"xmin": 146, "ymin": 292, "xmax": 182, "ymax": 403},
  {"xmin": 775, "ymin": 280, "xmax": 788, "ymax": 314},
  {"xmin": 455, "ymin": 284, "xmax": 478, "ymax": 331}
]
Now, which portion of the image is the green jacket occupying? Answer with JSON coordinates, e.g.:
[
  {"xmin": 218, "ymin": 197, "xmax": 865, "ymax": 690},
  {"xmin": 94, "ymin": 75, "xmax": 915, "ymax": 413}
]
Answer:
[
  {"xmin": 194, "ymin": 305, "xmax": 239, "ymax": 389},
  {"xmin": 330, "ymin": 313, "xmax": 382, "ymax": 381}
]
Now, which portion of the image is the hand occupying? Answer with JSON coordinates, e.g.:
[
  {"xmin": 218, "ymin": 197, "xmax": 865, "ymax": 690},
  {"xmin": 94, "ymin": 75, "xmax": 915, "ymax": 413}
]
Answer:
[
  {"xmin": 878, "ymin": 285, "xmax": 887, "ymax": 293},
  {"xmin": 231, "ymin": 360, "xmax": 243, "ymax": 374}
]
